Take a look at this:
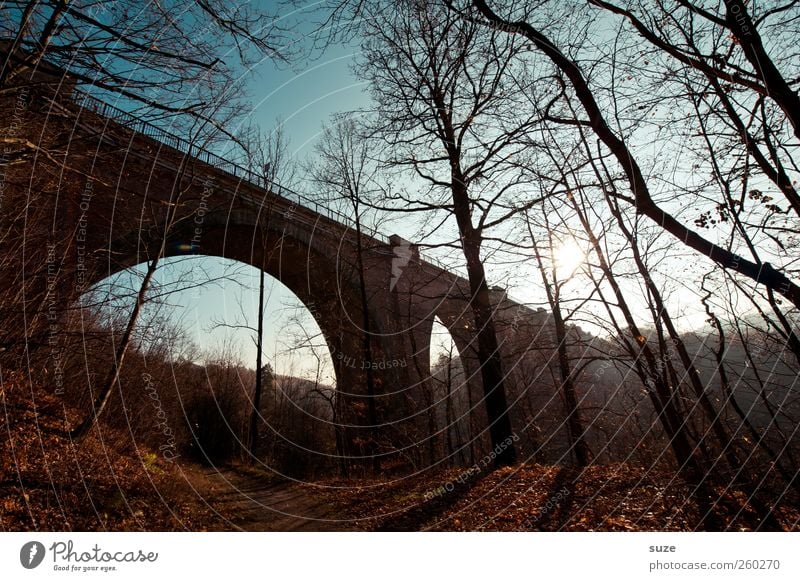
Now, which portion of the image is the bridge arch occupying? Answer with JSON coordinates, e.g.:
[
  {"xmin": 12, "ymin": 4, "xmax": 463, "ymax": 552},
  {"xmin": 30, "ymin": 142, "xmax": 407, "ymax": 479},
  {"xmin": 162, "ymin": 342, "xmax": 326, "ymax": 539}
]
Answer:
[{"xmin": 85, "ymin": 206, "xmax": 400, "ymax": 386}]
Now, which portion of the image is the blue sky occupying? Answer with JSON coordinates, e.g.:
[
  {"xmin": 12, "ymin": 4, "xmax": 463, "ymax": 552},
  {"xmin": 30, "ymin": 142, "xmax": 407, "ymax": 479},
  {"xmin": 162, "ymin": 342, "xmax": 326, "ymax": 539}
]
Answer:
[{"xmin": 248, "ymin": 43, "xmax": 370, "ymax": 156}]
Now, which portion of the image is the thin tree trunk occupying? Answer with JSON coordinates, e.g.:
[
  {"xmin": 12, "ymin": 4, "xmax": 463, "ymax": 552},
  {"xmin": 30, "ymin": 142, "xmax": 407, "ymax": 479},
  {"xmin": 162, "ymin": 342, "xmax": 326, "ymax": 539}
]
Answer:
[
  {"xmin": 353, "ymin": 207, "xmax": 381, "ymax": 473},
  {"xmin": 529, "ymin": 223, "xmax": 591, "ymax": 466},
  {"xmin": 445, "ymin": 147, "xmax": 517, "ymax": 466},
  {"xmin": 68, "ymin": 256, "xmax": 158, "ymax": 439},
  {"xmin": 567, "ymin": 193, "xmax": 704, "ymax": 479},
  {"xmin": 248, "ymin": 265, "xmax": 266, "ymax": 461},
  {"xmin": 604, "ymin": 196, "xmax": 741, "ymax": 474},
  {"xmin": 466, "ymin": 373, "xmax": 477, "ymax": 466},
  {"xmin": 700, "ymin": 279, "xmax": 798, "ymax": 491},
  {"xmin": 445, "ymin": 356, "xmax": 455, "ymax": 464},
  {"xmin": 332, "ymin": 398, "xmax": 346, "ymax": 476},
  {"xmin": 426, "ymin": 384, "xmax": 437, "ymax": 465}
]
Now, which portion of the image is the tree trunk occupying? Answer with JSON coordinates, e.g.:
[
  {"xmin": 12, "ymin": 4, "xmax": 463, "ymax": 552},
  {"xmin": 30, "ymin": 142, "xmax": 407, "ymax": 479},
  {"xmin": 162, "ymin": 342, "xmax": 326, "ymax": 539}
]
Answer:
[
  {"xmin": 353, "ymin": 209, "xmax": 381, "ymax": 473},
  {"xmin": 529, "ymin": 223, "xmax": 591, "ymax": 466},
  {"xmin": 68, "ymin": 256, "xmax": 158, "ymax": 439},
  {"xmin": 445, "ymin": 357, "xmax": 455, "ymax": 464},
  {"xmin": 248, "ymin": 265, "xmax": 266, "ymax": 462},
  {"xmin": 450, "ymin": 174, "xmax": 517, "ymax": 467}
]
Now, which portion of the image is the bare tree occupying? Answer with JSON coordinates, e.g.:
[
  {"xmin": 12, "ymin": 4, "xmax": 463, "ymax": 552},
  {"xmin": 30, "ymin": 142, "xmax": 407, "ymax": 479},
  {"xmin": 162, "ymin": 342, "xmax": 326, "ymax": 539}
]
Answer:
[
  {"xmin": 1, "ymin": 1, "xmax": 285, "ymax": 129},
  {"xmin": 306, "ymin": 114, "xmax": 387, "ymax": 472},
  {"xmin": 525, "ymin": 205, "xmax": 593, "ymax": 466},
  {"xmin": 66, "ymin": 120, "xmax": 222, "ymax": 439},
  {"xmin": 352, "ymin": 1, "xmax": 555, "ymax": 465},
  {"xmin": 0, "ymin": 1, "xmax": 291, "ymax": 433},
  {"xmin": 244, "ymin": 122, "xmax": 295, "ymax": 462}
]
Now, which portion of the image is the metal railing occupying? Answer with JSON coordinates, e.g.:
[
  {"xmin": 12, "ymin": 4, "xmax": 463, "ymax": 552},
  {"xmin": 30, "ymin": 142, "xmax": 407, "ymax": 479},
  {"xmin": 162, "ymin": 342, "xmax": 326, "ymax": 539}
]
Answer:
[{"xmin": 72, "ymin": 89, "xmax": 392, "ymax": 245}]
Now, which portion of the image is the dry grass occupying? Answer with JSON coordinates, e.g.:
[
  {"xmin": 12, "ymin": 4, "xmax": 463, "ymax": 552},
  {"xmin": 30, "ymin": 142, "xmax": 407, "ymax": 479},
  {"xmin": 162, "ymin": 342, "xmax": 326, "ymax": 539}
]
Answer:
[{"xmin": 0, "ymin": 372, "xmax": 222, "ymax": 531}]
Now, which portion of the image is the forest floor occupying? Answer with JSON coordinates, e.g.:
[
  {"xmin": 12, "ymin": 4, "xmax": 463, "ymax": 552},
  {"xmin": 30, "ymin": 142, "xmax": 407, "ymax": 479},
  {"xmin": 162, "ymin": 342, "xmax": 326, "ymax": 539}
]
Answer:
[
  {"xmin": 2, "ymin": 377, "xmax": 798, "ymax": 531},
  {"xmin": 0, "ymin": 375, "xmax": 352, "ymax": 531},
  {"xmin": 312, "ymin": 464, "xmax": 800, "ymax": 531},
  {"xmin": 182, "ymin": 465, "xmax": 355, "ymax": 531},
  {"xmin": 0, "ymin": 373, "xmax": 222, "ymax": 531}
]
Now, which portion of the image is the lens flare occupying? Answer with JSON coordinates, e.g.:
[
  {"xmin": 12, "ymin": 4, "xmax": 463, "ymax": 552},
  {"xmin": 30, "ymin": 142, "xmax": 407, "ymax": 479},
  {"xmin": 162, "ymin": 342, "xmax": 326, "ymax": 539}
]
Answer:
[{"xmin": 554, "ymin": 240, "xmax": 585, "ymax": 276}]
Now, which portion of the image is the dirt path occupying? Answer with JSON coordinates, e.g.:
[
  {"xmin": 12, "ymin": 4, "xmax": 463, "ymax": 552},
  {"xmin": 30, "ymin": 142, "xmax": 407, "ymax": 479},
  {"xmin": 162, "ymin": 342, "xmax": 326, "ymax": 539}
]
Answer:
[{"xmin": 184, "ymin": 465, "xmax": 357, "ymax": 531}]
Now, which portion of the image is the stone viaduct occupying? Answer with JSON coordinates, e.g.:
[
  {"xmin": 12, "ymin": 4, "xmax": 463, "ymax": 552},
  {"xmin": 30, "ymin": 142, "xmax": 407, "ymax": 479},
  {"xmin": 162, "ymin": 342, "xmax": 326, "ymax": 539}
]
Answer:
[{"xmin": 2, "ymin": 80, "xmax": 552, "ymax": 466}]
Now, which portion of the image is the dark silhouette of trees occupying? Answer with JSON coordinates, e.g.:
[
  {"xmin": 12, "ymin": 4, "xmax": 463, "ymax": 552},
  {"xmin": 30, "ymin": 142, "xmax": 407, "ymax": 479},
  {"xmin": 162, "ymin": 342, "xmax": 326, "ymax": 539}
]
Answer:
[
  {"xmin": 1, "ymin": 0, "xmax": 284, "ymax": 125},
  {"xmin": 0, "ymin": 0, "xmax": 289, "ymax": 436},
  {"xmin": 243, "ymin": 123, "xmax": 295, "ymax": 462}
]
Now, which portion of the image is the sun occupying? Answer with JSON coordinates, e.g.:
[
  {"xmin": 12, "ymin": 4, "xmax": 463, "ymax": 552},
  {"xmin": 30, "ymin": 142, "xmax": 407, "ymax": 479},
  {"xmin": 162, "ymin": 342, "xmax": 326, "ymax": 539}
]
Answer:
[{"xmin": 554, "ymin": 240, "xmax": 586, "ymax": 276}]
